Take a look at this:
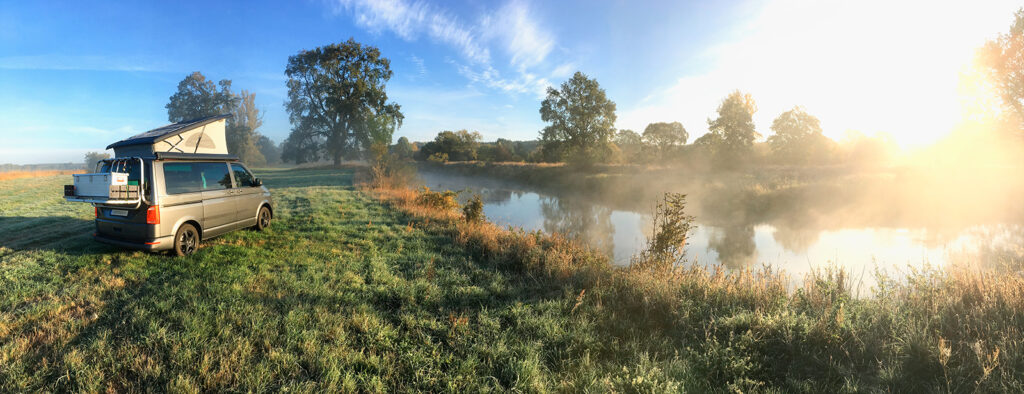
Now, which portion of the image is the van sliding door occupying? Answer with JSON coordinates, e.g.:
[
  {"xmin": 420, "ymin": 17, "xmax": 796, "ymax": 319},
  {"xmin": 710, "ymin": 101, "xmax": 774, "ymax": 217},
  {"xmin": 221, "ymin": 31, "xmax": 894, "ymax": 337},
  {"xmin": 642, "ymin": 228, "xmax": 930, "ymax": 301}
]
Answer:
[{"xmin": 194, "ymin": 162, "xmax": 236, "ymax": 235}]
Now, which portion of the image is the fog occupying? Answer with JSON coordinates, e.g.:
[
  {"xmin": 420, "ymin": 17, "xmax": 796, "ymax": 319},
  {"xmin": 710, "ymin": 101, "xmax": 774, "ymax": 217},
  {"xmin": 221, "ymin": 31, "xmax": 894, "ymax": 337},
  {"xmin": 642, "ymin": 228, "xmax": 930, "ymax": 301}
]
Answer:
[{"xmin": 415, "ymin": 131, "xmax": 1024, "ymax": 286}]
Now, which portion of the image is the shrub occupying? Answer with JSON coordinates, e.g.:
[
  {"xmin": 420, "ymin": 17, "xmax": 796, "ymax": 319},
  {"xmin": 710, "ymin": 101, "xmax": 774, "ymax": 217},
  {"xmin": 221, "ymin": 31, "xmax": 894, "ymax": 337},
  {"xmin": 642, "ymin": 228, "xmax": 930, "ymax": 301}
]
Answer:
[
  {"xmin": 463, "ymin": 194, "xmax": 484, "ymax": 222},
  {"xmin": 415, "ymin": 186, "xmax": 459, "ymax": 211},
  {"xmin": 368, "ymin": 143, "xmax": 415, "ymax": 189},
  {"xmin": 630, "ymin": 192, "xmax": 695, "ymax": 271}
]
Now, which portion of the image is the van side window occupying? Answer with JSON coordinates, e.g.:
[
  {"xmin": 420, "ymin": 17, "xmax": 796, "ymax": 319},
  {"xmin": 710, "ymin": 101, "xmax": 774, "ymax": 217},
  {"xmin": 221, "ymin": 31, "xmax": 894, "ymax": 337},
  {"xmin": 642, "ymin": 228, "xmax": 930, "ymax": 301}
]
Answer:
[
  {"xmin": 230, "ymin": 164, "xmax": 256, "ymax": 187},
  {"xmin": 163, "ymin": 162, "xmax": 233, "ymax": 194}
]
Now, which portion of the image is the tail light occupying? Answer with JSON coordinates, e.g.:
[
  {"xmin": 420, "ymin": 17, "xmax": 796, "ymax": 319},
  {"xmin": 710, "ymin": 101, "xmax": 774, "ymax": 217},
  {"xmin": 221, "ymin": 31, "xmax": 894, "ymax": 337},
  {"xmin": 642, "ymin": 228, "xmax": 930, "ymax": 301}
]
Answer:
[
  {"xmin": 146, "ymin": 205, "xmax": 161, "ymax": 224},
  {"xmin": 94, "ymin": 207, "xmax": 99, "ymax": 218}
]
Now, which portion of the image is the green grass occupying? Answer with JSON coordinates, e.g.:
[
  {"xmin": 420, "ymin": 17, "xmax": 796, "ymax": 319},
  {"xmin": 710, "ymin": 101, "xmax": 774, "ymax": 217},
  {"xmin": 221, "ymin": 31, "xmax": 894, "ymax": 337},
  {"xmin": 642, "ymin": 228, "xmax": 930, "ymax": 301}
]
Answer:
[
  {"xmin": 0, "ymin": 168, "xmax": 655, "ymax": 392},
  {"xmin": 3, "ymin": 167, "xmax": 1024, "ymax": 392}
]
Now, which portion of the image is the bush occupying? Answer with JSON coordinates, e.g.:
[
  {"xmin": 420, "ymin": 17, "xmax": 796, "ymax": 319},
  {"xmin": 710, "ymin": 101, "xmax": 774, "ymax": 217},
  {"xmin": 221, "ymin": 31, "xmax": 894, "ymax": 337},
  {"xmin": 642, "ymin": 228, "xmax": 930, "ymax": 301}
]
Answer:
[
  {"xmin": 463, "ymin": 194, "xmax": 484, "ymax": 222},
  {"xmin": 630, "ymin": 192, "xmax": 695, "ymax": 271},
  {"xmin": 368, "ymin": 142, "xmax": 415, "ymax": 188},
  {"xmin": 415, "ymin": 186, "xmax": 459, "ymax": 211}
]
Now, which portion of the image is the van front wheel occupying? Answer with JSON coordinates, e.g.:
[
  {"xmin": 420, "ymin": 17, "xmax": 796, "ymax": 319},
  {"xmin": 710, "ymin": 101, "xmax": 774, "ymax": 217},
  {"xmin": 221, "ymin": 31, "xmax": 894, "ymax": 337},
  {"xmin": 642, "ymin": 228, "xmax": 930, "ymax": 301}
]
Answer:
[
  {"xmin": 255, "ymin": 206, "xmax": 271, "ymax": 231},
  {"xmin": 173, "ymin": 223, "xmax": 199, "ymax": 257}
]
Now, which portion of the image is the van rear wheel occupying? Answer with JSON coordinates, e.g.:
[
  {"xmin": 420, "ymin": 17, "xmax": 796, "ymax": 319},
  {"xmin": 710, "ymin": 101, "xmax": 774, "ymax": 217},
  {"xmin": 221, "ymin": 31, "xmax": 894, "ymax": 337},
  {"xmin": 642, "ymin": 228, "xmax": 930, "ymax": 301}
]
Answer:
[
  {"xmin": 173, "ymin": 223, "xmax": 199, "ymax": 257},
  {"xmin": 255, "ymin": 206, "xmax": 271, "ymax": 231}
]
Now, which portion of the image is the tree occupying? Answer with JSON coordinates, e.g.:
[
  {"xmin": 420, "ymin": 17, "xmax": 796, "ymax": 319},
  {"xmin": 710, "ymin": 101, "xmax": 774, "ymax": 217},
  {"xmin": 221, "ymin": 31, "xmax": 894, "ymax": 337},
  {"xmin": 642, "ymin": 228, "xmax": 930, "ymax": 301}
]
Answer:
[
  {"xmin": 282, "ymin": 38, "xmax": 404, "ymax": 165},
  {"xmin": 539, "ymin": 71, "xmax": 617, "ymax": 164},
  {"xmin": 392, "ymin": 136, "xmax": 415, "ymax": 159},
  {"xmin": 642, "ymin": 122, "xmax": 688, "ymax": 161},
  {"xmin": 767, "ymin": 106, "xmax": 833, "ymax": 164},
  {"xmin": 166, "ymin": 72, "xmax": 239, "ymax": 123},
  {"xmin": 979, "ymin": 8, "xmax": 1024, "ymax": 128},
  {"xmin": 256, "ymin": 135, "xmax": 282, "ymax": 165},
  {"xmin": 706, "ymin": 90, "xmax": 760, "ymax": 165},
  {"xmin": 613, "ymin": 129, "xmax": 642, "ymax": 162},
  {"xmin": 83, "ymin": 151, "xmax": 110, "ymax": 171},
  {"xmin": 228, "ymin": 90, "xmax": 267, "ymax": 166},
  {"xmin": 417, "ymin": 130, "xmax": 481, "ymax": 161}
]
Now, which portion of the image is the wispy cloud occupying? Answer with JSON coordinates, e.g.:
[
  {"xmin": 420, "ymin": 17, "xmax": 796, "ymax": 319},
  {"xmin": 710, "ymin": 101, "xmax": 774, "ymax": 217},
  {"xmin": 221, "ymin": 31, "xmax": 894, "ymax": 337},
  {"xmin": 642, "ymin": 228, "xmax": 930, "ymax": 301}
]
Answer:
[
  {"xmin": 410, "ymin": 54, "xmax": 427, "ymax": 76},
  {"xmin": 480, "ymin": 0, "xmax": 553, "ymax": 69},
  {"xmin": 450, "ymin": 61, "xmax": 549, "ymax": 98},
  {"xmin": 333, "ymin": 0, "xmax": 490, "ymax": 63},
  {"xmin": 331, "ymin": 0, "xmax": 562, "ymax": 97}
]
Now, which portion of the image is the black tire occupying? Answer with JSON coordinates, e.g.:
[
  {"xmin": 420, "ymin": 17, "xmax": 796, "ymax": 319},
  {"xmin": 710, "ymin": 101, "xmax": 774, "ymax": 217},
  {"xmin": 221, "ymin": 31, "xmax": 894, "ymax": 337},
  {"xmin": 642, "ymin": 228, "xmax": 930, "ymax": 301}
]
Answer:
[
  {"xmin": 173, "ymin": 223, "xmax": 199, "ymax": 257},
  {"xmin": 255, "ymin": 206, "xmax": 271, "ymax": 231}
]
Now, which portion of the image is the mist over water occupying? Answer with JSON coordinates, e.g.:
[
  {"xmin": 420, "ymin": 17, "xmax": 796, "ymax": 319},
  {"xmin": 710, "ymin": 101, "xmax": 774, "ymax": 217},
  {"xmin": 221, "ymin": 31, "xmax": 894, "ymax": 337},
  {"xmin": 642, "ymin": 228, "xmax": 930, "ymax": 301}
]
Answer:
[{"xmin": 417, "ymin": 168, "xmax": 1024, "ymax": 287}]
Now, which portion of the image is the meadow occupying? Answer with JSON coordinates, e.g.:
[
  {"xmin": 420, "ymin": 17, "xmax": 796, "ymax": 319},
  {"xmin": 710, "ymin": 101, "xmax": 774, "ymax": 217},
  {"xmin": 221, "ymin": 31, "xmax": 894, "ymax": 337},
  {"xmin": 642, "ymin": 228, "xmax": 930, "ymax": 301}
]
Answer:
[{"xmin": 2, "ymin": 167, "xmax": 1024, "ymax": 392}]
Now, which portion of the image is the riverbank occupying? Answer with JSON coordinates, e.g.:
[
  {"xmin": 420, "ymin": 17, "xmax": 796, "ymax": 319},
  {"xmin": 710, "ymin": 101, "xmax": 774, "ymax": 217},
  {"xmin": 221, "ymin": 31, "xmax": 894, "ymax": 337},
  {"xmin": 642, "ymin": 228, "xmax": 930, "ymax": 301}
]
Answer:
[{"xmin": 368, "ymin": 167, "xmax": 1024, "ymax": 392}]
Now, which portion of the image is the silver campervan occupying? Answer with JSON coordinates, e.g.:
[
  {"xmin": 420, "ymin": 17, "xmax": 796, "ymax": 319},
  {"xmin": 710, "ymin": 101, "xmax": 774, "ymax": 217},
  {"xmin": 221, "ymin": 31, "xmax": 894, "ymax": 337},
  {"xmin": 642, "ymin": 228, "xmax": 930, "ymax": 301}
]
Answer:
[{"xmin": 64, "ymin": 114, "xmax": 274, "ymax": 256}]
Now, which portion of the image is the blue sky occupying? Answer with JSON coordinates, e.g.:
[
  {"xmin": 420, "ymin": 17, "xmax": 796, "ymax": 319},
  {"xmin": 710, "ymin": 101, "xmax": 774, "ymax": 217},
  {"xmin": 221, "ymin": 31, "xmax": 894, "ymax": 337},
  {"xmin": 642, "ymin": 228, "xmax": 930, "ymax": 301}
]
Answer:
[{"xmin": 0, "ymin": 0, "xmax": 1020, "ymax": 164}]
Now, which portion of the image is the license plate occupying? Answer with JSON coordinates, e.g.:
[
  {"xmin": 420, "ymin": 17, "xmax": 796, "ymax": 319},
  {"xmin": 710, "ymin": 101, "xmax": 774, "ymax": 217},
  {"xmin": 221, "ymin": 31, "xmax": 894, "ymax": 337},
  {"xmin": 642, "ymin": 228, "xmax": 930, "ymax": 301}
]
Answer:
[{"xmin": 110, "ymin": 209, "xmax": 128, "ymax": 217}]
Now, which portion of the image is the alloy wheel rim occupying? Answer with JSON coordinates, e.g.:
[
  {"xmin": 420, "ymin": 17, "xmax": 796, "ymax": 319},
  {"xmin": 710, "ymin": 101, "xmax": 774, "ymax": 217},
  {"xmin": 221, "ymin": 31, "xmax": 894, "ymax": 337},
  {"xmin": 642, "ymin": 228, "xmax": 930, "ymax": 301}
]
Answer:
[
  {"xmin": 260, "ymin": 211, "xmax": 270, "ymax": 227},
  {"xmin": 180, "ymin": 230, "xmax": 196, "ymax": 254}
]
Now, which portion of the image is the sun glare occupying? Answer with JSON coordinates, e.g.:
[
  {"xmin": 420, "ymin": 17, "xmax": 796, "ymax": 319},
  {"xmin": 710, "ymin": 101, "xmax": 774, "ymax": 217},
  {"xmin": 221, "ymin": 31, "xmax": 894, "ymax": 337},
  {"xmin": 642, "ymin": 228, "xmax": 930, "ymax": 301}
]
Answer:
[{"xmin": 748, "ymin": 0, "xmax": 1016, "ymax": 148}]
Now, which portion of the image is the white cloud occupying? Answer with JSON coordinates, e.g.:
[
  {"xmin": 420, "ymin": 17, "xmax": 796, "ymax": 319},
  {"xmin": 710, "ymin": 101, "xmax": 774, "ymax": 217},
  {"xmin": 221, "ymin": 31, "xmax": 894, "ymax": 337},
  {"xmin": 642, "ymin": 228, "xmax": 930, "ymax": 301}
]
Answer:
[
  {"xmin": 450, "ymin": 61, "xmax": 549, "ymax": 98},
  {"xmin": 480, "ymin": 0, "xmax": 554, "ymax": 69},
  {"xmin": 332, "ymin": 0, "xmax": 563, "ymax": 98},
  {"xmin": 617, "ymin": 0, "xmax": 1023, "ymax": 147},
  {"xmin": 551, "ymin": 62, "xmax": 575, "ymax": 78},
  {"xmin": 334, "ymin": 0, "xmax": 490, "ymax": 63}
]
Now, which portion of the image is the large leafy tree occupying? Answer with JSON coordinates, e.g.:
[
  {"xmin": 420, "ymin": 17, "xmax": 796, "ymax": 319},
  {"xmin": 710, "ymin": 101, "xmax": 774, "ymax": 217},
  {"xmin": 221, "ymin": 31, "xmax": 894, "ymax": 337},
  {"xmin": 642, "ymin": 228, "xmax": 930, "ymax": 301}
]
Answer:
[
  {"xmin": 642, "ymin": 121, "xmax": 688, "ymax": 161},
  {"xmin": 539, "ymin": 71, "xmax": 617, "ymax": 164},
  {"xmin": 705, "ymin": 90, "xmax": 760, "ymax": 163},
  {"xmin": 979, "ymin": 8, "xmax": 1024, "ymax": 128},
  {"xmin": 767, "ymin": 106, "xmax": 832, "ymax": 164},
  {"xmin": 166, "ymin": 72, "xmax": 239, "ymax": 122},
  {"xmin": 282, "ymin": 38, "xmax": 403, "ymax": 165}
]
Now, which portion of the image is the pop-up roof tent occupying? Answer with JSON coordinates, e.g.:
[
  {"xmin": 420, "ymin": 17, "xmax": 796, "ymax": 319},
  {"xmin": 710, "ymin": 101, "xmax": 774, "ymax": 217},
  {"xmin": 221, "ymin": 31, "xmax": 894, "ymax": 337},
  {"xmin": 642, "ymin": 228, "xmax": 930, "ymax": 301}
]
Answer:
[{"xmin": 106, "ymin": 114, "xmax": 232, "ymax": 158}]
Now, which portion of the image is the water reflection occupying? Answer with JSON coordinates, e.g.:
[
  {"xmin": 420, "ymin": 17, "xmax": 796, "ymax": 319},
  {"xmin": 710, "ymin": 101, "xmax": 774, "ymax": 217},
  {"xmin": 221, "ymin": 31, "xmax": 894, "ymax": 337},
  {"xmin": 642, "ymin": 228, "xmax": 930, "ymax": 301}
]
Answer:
[
  {"xmin": 417, "ymin": 170, "xmax": 1024, "ymax": 277},
  {"xmin": 540, "ymin": 197, "xmax": 615, "ymax": 257},
  {"xmin": 708, "ymin": 225, "xmax": 757, "ymax": 268}
]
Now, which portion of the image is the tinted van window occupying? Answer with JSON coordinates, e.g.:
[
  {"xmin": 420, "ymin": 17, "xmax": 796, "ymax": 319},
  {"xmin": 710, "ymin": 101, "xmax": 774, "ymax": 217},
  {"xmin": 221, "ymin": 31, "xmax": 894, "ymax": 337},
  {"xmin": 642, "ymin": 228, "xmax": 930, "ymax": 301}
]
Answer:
[
  {"xmin": 163, "ymin": 162, "xmax": 233, "ymax": 194},
  {"xmin": 230, "ymin": 163, "xmax": 256, "ymax": 187}
]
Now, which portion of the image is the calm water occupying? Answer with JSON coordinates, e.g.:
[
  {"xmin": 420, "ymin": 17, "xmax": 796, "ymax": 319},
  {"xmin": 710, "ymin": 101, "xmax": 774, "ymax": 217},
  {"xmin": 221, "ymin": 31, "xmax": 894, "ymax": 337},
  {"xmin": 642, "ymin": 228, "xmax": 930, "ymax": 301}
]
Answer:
[{"xmin": 418, "ymin": 170, "xmax": 1023, "ymax": 286}]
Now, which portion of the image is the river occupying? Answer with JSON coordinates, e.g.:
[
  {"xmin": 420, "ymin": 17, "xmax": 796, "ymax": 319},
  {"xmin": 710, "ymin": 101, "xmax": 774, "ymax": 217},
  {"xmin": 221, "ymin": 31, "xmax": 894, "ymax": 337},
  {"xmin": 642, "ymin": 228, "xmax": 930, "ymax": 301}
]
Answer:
[{"xmin": 417, "ymin": 168, "xmax": 1023, "ymax": 289}]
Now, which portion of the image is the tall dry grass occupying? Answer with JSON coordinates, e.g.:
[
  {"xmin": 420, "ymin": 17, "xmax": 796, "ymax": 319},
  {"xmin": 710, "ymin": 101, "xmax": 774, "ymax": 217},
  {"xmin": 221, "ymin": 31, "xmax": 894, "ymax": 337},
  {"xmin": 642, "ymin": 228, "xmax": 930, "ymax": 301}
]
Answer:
[{"xmin": 0, "ymin": 170, "xmax": 83, "ymax": 181}]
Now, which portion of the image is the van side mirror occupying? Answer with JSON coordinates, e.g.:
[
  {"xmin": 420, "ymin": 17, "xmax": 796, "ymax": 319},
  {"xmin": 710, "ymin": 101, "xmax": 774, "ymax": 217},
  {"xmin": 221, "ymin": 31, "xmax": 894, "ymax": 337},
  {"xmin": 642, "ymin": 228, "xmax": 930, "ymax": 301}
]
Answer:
[{"xmin": 253, "ymin": 178, "xmax": 262, "ymax": 187}]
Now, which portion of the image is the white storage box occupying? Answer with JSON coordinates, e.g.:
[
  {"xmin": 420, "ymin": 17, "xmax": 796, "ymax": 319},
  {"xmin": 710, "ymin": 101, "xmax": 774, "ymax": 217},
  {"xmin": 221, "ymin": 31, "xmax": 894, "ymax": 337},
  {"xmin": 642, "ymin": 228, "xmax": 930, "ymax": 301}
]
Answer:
[{"xmin": 72, "ymin": 172, "xmax": 128, "ymax": 197}]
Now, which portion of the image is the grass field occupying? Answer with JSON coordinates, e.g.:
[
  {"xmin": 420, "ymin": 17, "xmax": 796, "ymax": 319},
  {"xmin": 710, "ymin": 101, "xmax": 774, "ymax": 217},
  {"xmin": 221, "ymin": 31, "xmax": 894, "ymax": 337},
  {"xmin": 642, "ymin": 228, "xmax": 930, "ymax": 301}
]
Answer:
[
  {"xmin": 0, "ymin": 168, "xmax": 653, "ymax": 392},
  {"xmin": 3, "ymin": 167, "xmax": 1024, "ymax": 392}
]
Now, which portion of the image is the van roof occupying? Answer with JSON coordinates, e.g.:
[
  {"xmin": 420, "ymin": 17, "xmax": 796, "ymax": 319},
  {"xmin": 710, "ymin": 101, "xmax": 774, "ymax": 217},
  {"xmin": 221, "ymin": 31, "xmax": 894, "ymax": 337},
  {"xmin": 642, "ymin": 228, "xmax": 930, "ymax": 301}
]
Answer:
[{"xmin": 106, "ymin": 114, "xmax": 231, "ymax": 150}]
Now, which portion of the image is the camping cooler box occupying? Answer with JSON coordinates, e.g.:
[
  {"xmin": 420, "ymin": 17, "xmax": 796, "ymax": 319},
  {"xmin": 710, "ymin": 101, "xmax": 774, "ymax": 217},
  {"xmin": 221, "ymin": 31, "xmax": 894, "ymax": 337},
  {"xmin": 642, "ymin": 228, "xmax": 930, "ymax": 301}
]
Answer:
[{"xmin": 65, "ymin": 172, "xmax": 139, "ymax": 199}]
